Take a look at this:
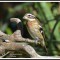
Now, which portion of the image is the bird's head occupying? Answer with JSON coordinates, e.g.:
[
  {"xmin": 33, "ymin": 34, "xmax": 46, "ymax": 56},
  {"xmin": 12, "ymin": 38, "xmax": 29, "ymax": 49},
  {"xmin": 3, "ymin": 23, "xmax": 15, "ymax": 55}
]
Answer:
[{"xmin": 23, "ymin": 13, "xmax": 36, "ymax": 21}]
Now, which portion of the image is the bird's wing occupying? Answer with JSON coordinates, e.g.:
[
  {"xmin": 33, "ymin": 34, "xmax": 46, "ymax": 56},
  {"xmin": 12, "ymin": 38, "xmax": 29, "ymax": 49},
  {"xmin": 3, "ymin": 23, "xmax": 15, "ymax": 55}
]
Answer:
[{"xmin": 36, "ymin": 18, "xmax": 45, "ymax": 39}]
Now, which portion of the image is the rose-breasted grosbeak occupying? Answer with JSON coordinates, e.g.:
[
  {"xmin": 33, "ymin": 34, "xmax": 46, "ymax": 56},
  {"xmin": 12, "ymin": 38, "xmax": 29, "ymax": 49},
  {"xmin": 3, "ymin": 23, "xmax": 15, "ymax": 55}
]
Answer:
[{"xmin": 23, "ymin": 13, "xmax": 47, "ymax": 51}]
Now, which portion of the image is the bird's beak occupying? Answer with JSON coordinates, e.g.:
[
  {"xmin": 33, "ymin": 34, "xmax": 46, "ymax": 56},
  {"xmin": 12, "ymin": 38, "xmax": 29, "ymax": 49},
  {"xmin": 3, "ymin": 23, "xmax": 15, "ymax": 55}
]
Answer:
[
  {"xmin": 23, "ymin": 15, "xmax": 28, "ymax": 21},
  {"xmin": 23, "ymin": 16, "xmax": 25, "ymax": 19}
]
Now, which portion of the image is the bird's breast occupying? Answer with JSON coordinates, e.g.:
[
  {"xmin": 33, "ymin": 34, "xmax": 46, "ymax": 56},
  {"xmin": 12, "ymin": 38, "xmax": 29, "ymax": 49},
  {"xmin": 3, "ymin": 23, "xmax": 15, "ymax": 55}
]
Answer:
[
  {"xmin": 27, "ymin": 21, "xmax": 44, "ymax": 40},
  {"xmin": 27, "ymin": 21, "xmax": 33, "ymax": 28},
  {"xmin": 27, "ymin": 21, "xmax": 38, "ymax": 29}
]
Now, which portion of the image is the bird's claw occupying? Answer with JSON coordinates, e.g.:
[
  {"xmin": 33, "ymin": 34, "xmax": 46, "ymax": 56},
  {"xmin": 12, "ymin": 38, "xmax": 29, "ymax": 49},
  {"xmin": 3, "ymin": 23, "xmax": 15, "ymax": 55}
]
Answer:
[{"xmin": 35, "ymin": 40, "xmax": 38, "ymax": 44}]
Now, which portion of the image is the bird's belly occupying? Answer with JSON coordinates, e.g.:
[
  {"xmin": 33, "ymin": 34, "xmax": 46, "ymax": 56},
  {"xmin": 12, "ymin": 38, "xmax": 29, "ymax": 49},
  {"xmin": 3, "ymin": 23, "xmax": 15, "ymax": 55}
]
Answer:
[
  {"xmin": 27, "ymin": 25, "xmax": 44, "ymax": 40},
  {"xmin": 27, "ymin": 27, "xmax": 40, "ymax": 40},
  {"xmin": 27, "ymin": 21, "xmax": 44, "ymax": 40}
]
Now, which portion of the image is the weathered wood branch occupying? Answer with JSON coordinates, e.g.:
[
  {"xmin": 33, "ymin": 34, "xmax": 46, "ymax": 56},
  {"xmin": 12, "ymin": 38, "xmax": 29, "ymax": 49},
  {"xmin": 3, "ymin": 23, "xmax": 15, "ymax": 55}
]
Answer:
[
  {"xmin": 1, "ymin": 42, "xmax": 41, "ymax": 58},
  {"xmin": 0, "ymin": 30, "xmax": 40, "ymax": 44},
  {"xmin": 0, "ymin": 30, "xmax": 41, "ymax": 58}
]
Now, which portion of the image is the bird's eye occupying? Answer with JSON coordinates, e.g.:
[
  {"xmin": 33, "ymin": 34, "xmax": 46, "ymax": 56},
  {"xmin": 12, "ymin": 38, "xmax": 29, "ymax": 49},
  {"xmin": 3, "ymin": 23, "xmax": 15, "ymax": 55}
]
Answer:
[
  {"xmin": 28, "ymin": 15, "xmax": 31, "ymax": 17},
  {"xmin": 28, "ymin": 15, "xmax": 35, "ymax": 19}
]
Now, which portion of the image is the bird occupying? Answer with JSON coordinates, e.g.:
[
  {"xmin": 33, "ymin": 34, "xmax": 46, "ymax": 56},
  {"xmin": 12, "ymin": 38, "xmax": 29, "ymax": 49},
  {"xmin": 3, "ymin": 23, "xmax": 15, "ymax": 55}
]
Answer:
[
  {"xmin": 23, "ymin": 13, "xmax": 47, "ymax": 52},
  {"xmin": 10, "ymin": 18, "xmax": 23, "ymax": 36}
]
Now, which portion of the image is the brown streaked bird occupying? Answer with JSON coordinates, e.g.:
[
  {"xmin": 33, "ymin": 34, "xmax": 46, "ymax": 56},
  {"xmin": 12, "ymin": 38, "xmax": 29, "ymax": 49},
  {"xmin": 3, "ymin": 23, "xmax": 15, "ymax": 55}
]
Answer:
[{"xmin": 23, "ymin": 13, "xmax": 47, "ymax": 52}]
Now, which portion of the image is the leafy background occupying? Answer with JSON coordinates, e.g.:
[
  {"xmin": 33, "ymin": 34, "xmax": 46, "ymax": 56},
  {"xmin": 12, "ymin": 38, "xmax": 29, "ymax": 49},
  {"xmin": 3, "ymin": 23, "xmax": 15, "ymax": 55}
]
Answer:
[{"xmin": 0, "ymin": 2, "xmax": 60, "ymax": 57}]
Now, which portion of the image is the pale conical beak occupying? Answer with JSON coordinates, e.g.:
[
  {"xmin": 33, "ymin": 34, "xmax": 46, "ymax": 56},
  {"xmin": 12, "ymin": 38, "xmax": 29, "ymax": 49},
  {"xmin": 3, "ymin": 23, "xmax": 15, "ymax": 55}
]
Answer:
[{"xmin": 23, "ymin": 16, "xmax": 25, "ymax": 19}]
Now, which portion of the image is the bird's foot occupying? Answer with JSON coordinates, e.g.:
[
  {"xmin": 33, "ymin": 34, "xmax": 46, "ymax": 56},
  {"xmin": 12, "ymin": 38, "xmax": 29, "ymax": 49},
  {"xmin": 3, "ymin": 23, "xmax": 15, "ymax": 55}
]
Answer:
[{"xmin": 35, "ymin": 40, "xmax": 39, "ymax": 45}]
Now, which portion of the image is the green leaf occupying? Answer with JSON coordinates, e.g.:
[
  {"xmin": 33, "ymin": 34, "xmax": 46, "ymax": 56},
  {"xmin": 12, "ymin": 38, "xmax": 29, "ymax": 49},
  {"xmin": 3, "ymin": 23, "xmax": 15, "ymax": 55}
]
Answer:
[
  {"xmin": 5, "ymin": 27, "xmax": 12, "ymax": 34},
  {"xmin": 54, "ymin": 22, "xmax": 60, "ymax": 41}
]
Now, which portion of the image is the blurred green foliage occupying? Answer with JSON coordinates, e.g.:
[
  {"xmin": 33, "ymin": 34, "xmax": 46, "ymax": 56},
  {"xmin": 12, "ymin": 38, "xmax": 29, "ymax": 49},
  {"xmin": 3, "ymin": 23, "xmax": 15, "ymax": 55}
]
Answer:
[{"xmin": 0, "ymin": 2, "xmax": 60, "ymax": 56}]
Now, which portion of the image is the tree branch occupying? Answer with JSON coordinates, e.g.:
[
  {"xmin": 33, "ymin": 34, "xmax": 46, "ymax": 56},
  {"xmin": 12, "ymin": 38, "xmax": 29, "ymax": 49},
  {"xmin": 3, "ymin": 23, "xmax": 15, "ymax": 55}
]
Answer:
[{"xmin": 0, "ymin": 30, "xmax": 41, "ymax": 58}]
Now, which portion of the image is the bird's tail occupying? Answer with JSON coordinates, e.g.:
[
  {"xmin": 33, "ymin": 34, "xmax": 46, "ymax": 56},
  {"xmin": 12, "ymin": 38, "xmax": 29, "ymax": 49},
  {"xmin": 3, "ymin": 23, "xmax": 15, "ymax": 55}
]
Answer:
[
  {"xmin": 40, "ymin": 40, "xmax": 48, "ymax": 55},
  {"xmin": 44, "ymin": 45, "xmax": 48, "ymax": 55}
]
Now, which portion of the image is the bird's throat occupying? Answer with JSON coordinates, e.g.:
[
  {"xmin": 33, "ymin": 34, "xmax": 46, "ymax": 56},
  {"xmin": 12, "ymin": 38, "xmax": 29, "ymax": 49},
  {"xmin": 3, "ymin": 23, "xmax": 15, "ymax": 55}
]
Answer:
[
  {"xmin": 27, "ymin": 21, "xmax": 33, "ymax": 27},
  {"xmin": 27, "ymin": 20, "xmax": 36, "ymax": 28}
]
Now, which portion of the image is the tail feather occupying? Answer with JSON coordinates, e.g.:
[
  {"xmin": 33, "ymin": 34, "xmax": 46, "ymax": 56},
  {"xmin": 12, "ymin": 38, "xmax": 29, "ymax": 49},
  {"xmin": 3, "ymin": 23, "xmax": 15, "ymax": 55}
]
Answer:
[
  {"xmin": 44, "ymin": 45, "xmax": 48, "ymax": 55},
  {"xmin": 41, "ymin": 40, "xmax": 48, "ymax": 55}
]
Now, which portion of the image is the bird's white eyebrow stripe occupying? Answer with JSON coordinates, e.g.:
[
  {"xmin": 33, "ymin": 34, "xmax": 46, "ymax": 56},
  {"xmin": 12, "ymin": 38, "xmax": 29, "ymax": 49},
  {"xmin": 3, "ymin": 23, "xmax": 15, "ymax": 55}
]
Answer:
[
  {"xmin": 27, "ymin": 13, "xmax": 33, "ymax": 16},
  {"xmin": 27, "ymin": 14, "xmax": 32, "ymax": 15}
]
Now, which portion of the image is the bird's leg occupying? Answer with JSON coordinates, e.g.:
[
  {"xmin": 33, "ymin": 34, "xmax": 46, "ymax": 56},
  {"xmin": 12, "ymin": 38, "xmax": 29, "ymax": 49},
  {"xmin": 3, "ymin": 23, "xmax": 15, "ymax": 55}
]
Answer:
[
  {"xmin": 35, "ymin": 37, "xmax": 39, "ymax": 44},
  {"xmin": 35, "ymin": 39, "xmax": 38, "ymax": 44}
]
